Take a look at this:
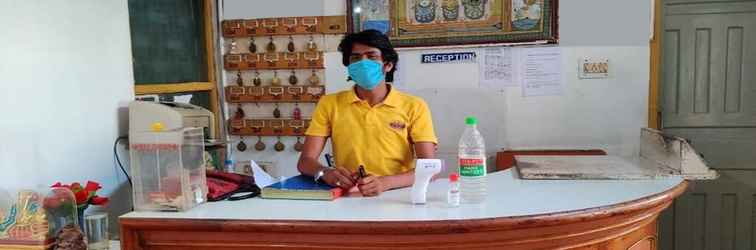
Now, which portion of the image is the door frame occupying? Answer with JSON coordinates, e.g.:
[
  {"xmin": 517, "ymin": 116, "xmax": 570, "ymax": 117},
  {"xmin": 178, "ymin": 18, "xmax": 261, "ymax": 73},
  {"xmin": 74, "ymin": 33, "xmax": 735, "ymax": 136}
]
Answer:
[{"xmin": 649, "ymin": 0, "xmax": 663, "ymax": 129}]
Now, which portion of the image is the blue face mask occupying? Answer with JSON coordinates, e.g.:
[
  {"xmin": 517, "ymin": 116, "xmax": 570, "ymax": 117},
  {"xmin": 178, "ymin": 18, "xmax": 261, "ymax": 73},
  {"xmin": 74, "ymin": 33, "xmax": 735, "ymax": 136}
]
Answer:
[{"xmin": 347, "ymin": 59, "xmax": 385, "ymax": 90}]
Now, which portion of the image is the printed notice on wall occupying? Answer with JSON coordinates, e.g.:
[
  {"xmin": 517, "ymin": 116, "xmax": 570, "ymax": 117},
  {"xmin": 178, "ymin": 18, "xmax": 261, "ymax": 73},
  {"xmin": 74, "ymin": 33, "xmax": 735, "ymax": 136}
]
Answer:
[
  {"xmin": 479, "ymin": 47, "xmax": 518, "ymax": 89},
  {"xmin": 519, "ymin": 47, "xmax": 563, "ymax": 97}
]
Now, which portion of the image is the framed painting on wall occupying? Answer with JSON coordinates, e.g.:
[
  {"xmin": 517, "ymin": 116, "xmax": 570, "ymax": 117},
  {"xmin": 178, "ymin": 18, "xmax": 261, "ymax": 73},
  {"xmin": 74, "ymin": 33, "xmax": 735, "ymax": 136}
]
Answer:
[{"xmin": 347, "ymin": 0, "xmax": 558, "ymax": 48}]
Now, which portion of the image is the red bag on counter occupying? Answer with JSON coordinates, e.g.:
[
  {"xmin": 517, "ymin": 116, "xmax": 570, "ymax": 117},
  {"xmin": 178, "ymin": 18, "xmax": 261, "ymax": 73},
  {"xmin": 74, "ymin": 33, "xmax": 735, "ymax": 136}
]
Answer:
[{"xmin": 206, "ymin": 169, "xmax": 260, "ymax": 201}]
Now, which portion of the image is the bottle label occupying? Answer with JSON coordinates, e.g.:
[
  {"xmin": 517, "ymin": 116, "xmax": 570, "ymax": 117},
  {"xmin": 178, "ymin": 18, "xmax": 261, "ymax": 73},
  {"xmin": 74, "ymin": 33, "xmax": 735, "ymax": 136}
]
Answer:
[{"xmin": 459, "ymin": 158, "xmax": 486, "ymax": 177}]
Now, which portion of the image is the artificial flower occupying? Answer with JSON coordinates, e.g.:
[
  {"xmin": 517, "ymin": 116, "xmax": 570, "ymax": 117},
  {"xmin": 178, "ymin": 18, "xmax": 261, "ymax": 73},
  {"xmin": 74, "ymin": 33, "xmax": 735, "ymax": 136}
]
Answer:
[
  {"xmin": 84, "ymin": 181, "xmax": 101, "ymax": 192},
  {"xmin": 50, "ymin": 180, "xmax": 108, "ymax": 208},
  {"xmin": 90, "ymin": 196, "xmax": 109, "ymax": 206}
]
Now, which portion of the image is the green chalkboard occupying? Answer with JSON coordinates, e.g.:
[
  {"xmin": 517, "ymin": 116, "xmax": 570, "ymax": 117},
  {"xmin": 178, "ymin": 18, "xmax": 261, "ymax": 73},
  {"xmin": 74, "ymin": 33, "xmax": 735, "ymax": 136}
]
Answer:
[{"xmin": 128, "ymin": 0, "xmax": 208, "ymax": 84}]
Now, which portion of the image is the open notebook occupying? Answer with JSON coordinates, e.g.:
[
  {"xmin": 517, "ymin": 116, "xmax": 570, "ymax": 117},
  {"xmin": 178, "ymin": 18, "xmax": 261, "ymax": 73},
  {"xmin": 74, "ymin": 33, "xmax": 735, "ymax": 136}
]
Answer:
[{"xmin": 261, "ymin": 175, "xmax": 343, "ymax": 200}]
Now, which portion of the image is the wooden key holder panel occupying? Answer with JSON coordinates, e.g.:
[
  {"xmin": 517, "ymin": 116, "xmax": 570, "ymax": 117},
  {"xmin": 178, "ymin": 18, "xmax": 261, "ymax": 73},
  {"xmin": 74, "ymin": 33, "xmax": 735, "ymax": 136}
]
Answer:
[
  {"xmin": 222, "ymin": 16, "xmax": 346, "ymax": 37},
  {"xmin": 225, "ymin": 86, "xmax": 324, "ymax": 103},
  {"xmin": 228, "ymin": 119, "xmax": 311, "ymax": 136},
  {"xmin": 224, "ymin": 52, "xmax": 324, "ymax": 70}
]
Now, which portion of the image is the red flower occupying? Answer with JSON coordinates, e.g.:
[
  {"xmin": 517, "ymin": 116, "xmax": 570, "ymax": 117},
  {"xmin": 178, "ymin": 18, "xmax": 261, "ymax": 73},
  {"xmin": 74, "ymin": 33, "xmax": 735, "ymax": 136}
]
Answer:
[
  {"xmin": 50, "ymin": 180, "xmax": 108, "ymax": 207},
  {"xmin": 90, "ymin": 196, "xmax": 109, "ymax": 206},
  {"xmin": 71, "ymin": 182, "xmax": 82, "ymax": 192},
  {"xmin": 74, "ymin": 190, "xmax": 90, "ymax": 205},
  {"xmin": 84, "ymin": 181, "xmax": 101, "ymax": 192}
]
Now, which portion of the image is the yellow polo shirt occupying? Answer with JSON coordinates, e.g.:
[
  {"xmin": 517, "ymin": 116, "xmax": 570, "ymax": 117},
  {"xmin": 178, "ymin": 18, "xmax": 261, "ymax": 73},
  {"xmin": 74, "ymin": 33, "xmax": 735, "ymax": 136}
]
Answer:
[{"xmin": 305, "ymin": 86, "xmax": 438, "ymax": 176}]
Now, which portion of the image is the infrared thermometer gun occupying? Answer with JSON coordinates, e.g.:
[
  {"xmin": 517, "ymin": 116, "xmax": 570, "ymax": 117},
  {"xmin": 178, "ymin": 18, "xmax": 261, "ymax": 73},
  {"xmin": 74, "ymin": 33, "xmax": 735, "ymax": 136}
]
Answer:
[{"xmin": 411, "ymin": 159, "xmax": 442, "ymax": 204}]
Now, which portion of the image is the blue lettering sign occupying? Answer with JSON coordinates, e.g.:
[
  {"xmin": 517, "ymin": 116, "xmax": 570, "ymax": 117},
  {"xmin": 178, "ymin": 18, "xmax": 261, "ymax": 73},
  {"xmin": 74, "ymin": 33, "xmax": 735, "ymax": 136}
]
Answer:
[{"xmin": 420, "ymin": 52, "xmax": 476, "ymax": 64}]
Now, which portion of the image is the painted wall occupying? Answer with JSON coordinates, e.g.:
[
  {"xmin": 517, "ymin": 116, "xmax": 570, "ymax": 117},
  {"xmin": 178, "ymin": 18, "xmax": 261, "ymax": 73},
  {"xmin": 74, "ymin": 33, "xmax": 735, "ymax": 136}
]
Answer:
[
  {"xmin": 0, "ymin": 0, "xmax": 134, "ymax": 231},
  {"xmin": 221, "ymin": 0, "xmax": 652, "ymax": 177}
]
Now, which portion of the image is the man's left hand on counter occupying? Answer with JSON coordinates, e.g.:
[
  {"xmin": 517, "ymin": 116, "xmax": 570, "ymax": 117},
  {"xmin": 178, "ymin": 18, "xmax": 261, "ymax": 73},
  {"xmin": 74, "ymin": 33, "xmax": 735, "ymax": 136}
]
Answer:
[{"xmin": 357, "ymin": 175, "xmax": 387, "ymax": 197}]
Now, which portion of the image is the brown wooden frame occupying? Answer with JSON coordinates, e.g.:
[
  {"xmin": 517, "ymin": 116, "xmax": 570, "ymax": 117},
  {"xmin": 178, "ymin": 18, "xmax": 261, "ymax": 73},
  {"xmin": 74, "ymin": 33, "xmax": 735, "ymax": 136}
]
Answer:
[
  {"xmin": 649, "ymin": 0, "xmax": 662, "ymax": 129},
  {"xmin": 133, "ymin": 0, "xmax": 221, "ymax": 139},
  {"xmin": 346, "ymin": 0, "xmax": 559, "ymax": 48}
]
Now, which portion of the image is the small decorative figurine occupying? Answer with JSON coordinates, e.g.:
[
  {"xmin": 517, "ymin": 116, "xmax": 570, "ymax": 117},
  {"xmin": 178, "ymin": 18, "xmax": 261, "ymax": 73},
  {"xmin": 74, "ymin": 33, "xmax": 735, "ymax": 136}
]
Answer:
[{"xmin": 53, "ymin": 224, "xmax": 86, "ymax": 250}]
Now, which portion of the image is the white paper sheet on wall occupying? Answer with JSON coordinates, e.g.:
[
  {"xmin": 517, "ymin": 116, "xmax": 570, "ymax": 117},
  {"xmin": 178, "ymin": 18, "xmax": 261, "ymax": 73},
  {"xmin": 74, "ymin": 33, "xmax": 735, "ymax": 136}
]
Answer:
[
  {"xmin": 519, "ymin": 47, "xmax": 563, "ymax": 97},
  {"xmin": 479, "ymin": 47, "xmax": 519, "ymax": 89}
]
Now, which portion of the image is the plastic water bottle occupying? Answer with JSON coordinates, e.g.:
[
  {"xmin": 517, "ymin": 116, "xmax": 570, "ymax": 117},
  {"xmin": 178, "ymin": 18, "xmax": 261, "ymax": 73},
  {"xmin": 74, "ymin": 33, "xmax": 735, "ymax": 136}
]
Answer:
[
  {"xmin": 224, "ymin": 159, "xmax": 234, "ymax": 173},
  {"xmin": 458, "ymin": 116, "xmax": 487, "ymax": 203}
]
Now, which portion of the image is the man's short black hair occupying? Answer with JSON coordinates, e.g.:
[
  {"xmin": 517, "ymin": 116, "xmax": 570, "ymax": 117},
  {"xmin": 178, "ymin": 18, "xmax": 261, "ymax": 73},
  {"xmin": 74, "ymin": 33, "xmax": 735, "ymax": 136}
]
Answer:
[{"xmin": 338, "ymin": 30, "xmax": 398, "ymax": 82}]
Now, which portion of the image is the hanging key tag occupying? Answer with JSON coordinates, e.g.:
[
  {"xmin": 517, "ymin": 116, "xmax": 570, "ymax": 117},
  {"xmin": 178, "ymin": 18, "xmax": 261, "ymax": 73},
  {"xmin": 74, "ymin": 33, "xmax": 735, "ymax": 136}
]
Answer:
[{"xmin": 255, "ymin": 136, "xmax": 266, "ymax": 151}]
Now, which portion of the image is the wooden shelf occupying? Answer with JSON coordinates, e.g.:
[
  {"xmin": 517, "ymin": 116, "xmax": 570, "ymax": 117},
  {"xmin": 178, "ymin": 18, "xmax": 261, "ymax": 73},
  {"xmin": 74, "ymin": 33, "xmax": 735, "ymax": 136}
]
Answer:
[
  {"xmin": 228, "ymin": 118, "xmax": 310, "ymax": 136},
  {"xmin": 225, "ymin": 85, "xmax": 324, "ymax": 103},
  {"xmin": 224, "ymin": 52, "xmax": 324, "ymax": 70},
  {"xmin": 135, "ymin": 82, "xmax": 215, "ymax": 95},
  {"xmin": 222, "ymin": 16, "xmax": 346, "ymax": 37}
]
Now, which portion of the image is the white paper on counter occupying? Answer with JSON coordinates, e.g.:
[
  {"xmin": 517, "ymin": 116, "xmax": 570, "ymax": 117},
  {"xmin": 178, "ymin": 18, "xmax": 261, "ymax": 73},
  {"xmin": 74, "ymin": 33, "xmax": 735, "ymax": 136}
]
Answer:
[
  {"xmin": 519, "ymin": 47, "xmax": 563, "ymax": 97},
  {"xmin": 173, "ymin": 94, "xmax": 193, "ymax": 104},
  {"xmin": 250, "ymin": 160, "xmax": 276, "ymax": 187},
  {"xmin": 479, "ymin": 47, "xmax": 518, "ymax": 89}
]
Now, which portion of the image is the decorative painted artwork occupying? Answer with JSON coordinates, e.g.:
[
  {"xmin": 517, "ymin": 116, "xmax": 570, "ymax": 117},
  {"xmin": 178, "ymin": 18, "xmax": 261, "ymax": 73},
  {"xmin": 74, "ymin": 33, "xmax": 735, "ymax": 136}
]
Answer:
[
  {"xmin": 0, "ymin": 188, "xmax": 79, "ymax": 249},
  {"xmin": 348, "ymin": 0, "xmax": 558, "ymax": 47}
]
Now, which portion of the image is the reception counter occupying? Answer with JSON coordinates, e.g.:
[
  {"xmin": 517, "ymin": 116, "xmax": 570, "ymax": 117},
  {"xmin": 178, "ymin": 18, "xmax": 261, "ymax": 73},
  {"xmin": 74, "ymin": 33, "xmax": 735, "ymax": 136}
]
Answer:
[{"xmin": 120, "ymin": 170, "xmax": 687, "ymax": 249}]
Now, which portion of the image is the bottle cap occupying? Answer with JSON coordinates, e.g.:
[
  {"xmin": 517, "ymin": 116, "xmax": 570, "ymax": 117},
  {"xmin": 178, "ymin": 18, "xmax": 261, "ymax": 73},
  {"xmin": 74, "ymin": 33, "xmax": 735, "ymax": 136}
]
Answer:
[
  {"xmin": 465, "ymin": 116, "xmax": 477, "ymax": 125},
  {"xmin": 449, "ymin": 173, "xmax": 459, "ymax": 182}
]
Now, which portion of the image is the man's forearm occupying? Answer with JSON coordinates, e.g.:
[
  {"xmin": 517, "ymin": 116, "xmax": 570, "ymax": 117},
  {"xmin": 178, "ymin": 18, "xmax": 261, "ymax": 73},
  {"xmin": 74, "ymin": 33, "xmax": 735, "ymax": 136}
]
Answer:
[
  {"xmin": 380, "ymin": 142, "xmax": 437, "ymax": 189},
  {"xmin": 381, "ymin": 170, "xmax": 415, "ymax": 190},
  {"xmin": 298, "ymin": 156, "xmax": 326, "ymax": 177}
]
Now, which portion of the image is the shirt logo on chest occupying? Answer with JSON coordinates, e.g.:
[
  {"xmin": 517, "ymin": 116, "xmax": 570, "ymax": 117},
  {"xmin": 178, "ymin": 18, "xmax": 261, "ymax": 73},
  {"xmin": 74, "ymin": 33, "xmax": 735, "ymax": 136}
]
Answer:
[{"xmin": 389, "ymin": 120, "xmax": 406, "ymax": 130}]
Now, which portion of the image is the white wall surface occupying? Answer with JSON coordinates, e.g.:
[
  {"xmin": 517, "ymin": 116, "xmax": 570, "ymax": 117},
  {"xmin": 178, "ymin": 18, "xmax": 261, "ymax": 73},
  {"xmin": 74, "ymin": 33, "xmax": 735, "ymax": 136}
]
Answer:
[
  {"xmin": 221, "ymin": 0, "xmax": 652, "ymax": 177},
  {"xmin": 0, "ymin": 0, "xmax": 134, "ymax": 230}
]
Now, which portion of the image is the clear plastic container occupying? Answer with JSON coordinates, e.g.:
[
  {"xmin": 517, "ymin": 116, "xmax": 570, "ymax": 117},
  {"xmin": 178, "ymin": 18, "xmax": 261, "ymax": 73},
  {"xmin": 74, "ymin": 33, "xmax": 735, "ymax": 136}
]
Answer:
[
  {"xmin": 83, "ymin": 212, "xmax": 109, "ymax": 250},
  {"xmin": 129, "ymin": 127, "xmax": 207, "ymax": 212},
  {"xmin": 458, "ymin": 116, "xmax": 487, "ymax": 204}
]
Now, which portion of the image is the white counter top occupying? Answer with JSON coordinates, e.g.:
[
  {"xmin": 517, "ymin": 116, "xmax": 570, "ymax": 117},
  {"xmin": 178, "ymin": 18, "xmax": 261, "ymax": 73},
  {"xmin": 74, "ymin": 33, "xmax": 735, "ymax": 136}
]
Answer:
[{"xmin": 121, "ymin": 170, "xmax": 684, "ymax": 222}]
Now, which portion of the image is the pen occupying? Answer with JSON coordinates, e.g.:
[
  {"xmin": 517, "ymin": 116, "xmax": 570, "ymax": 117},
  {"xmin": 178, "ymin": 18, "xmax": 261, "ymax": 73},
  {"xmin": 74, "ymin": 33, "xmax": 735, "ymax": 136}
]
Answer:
[
  {"xmin": 358, "ymin": 165, "xmax": 367, "ymax": 179},
  {"xmin": 325, "ymin": 153, "xmax": 333, "ymax": 168}
]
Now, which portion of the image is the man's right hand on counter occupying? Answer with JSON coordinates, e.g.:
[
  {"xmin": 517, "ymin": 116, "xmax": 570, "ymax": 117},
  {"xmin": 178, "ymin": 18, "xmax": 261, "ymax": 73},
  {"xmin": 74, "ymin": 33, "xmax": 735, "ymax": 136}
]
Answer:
[{"xmin": 322, "ymin": 167, "xmax": 356, "ymax": 189}]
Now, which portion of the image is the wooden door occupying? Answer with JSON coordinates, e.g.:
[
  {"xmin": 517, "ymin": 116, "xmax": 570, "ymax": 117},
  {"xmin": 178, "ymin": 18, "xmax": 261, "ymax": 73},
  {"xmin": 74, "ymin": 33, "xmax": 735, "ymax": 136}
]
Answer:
[{"xmin": 658, "ymin": 0, "xmax": 756, "ymax": 249}]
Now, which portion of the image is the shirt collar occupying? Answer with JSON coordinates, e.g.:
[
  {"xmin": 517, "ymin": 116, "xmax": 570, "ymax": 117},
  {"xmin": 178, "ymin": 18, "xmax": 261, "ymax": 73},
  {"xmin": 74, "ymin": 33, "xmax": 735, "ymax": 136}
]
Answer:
[
  {"xmin": 382, "ymin": 85, "xmax": 401, "ymax": 107},
  {"xmin": 343, "ymin": 85, "xmax": 401, "ymax": 108}
]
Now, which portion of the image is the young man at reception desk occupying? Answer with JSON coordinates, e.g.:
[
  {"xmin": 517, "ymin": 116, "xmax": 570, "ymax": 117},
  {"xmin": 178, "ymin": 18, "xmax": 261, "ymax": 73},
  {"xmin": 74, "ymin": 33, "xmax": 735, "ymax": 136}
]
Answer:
[{"xmin": 297, "ymin": 30, "xmax": 438, "ymax": 197}]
